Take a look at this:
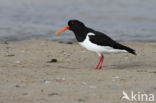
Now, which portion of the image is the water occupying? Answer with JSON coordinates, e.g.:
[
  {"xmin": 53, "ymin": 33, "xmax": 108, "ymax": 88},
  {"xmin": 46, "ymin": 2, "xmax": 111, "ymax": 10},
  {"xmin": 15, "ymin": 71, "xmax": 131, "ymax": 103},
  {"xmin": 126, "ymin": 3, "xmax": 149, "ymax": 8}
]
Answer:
[{"xmin": 0, "ymin": 0, "xmax": 156, "ymax": 42}]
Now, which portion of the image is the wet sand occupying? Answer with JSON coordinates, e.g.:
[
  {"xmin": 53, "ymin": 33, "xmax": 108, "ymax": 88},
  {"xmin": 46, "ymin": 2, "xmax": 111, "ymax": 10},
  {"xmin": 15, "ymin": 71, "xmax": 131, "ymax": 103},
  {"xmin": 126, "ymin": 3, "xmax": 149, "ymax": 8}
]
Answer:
[{"xmin": 0, "ymin": 40, "xmax": 156, "ymax": 103}]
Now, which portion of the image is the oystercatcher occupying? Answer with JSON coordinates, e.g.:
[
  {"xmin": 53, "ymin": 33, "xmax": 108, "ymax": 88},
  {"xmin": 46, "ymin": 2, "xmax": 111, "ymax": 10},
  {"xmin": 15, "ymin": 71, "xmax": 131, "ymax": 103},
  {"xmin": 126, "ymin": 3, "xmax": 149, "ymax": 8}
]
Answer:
[{"xmin": 56, "ymin": 20, "xmax": 136, "ymax": 70}]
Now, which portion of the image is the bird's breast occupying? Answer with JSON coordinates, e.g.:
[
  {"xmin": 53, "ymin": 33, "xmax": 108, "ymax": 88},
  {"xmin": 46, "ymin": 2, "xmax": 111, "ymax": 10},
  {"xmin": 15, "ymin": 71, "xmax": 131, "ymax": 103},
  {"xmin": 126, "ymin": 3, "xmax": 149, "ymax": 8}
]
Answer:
[{"xmin": 79, "ymin": 34, "xmax": 106, "ymax": 53}]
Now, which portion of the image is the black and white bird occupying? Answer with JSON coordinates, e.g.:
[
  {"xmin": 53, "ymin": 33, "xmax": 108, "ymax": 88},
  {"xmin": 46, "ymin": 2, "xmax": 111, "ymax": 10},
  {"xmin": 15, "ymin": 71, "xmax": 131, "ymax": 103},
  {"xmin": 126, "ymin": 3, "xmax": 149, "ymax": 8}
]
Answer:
[{"xmin": 56, "ymin": 20, "xmax": 136, "ymax": 70}]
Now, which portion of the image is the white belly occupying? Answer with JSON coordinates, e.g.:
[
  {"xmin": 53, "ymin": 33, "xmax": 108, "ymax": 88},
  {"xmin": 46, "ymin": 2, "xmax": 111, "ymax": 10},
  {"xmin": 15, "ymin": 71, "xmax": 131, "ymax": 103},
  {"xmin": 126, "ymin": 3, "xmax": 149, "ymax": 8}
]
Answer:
[{"xmin": 79, "ymin": 34, "xmax": 127, "ymax": 54}]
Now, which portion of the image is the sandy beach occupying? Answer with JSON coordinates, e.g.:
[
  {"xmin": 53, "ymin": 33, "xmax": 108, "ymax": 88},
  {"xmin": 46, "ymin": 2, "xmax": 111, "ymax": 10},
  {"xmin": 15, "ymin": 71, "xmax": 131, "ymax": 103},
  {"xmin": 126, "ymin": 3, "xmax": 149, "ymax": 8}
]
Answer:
[{"xmin": 0, "ymin": 40, "xmax": 156, "ymax": 103}]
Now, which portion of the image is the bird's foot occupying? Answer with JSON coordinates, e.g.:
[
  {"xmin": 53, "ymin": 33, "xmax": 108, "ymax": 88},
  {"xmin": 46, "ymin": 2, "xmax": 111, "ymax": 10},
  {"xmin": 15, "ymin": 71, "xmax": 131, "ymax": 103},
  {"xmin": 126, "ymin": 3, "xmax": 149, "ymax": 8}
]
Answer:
[
  {"xmin": 98, "ymin": 66, "xmax": 102, "ymax": 70},
  {"xmin": 94, "ymin": 66, "xmax": 102, "ymax": 70},
  {"xmin": 94, "ymin": 66, "xmax": 99, "ymax": 70},
  {"xmin": 97, "ymin": 62, "xmax": 103, "ymax": 70}
]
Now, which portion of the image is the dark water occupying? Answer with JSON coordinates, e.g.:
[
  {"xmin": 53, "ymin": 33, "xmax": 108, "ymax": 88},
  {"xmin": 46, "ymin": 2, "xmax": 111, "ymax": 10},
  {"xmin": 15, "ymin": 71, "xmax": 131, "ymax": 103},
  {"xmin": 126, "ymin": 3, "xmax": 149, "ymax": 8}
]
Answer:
[{"xmin": 0, "ymin": 0, "xmax": 156, "ymax": 42}]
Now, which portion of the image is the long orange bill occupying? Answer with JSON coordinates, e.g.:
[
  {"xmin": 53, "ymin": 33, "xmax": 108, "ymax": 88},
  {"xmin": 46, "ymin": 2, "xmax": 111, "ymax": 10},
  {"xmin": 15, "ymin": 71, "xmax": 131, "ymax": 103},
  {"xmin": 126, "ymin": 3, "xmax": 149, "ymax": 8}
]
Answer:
[{"xmin": 55, "ymin": 25, "xmax": 70, "ymax": 35}]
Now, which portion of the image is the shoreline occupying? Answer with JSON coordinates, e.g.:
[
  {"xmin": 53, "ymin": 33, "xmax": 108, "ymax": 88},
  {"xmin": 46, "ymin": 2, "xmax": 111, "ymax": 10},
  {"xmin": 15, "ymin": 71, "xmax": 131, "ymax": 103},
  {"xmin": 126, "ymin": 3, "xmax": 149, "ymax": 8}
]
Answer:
[{"xmin": 1, "ymin": 39, "xmax": 156, "ymax": 44}]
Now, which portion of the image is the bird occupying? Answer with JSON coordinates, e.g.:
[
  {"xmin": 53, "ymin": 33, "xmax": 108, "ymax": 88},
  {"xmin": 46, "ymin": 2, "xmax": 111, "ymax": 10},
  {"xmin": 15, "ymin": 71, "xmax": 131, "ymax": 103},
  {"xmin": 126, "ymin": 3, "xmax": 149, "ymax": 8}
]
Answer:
[{"xmin": 55, "ymin": 20, "xmax": 136, "ymax": 70}]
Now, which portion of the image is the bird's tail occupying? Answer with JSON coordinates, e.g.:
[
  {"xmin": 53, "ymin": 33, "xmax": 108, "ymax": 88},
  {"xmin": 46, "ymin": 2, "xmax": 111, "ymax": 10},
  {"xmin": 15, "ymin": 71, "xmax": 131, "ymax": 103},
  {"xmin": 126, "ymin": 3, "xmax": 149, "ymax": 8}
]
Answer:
[
  {"xmin": 117, "ymin": 43, "xmax": 136, "ymax": 55},
  {"xmin": 122, "ymin": 46, "xmax": 136, "ymax": 55}
]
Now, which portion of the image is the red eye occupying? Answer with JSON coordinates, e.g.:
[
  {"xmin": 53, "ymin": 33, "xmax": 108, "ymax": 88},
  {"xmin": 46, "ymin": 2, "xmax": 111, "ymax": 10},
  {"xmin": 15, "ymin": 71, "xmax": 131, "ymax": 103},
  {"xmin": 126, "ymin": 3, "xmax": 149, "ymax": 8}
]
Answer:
[{"xmin": 71, "ymin": 22, "xmax": 74, "ymax": 24}]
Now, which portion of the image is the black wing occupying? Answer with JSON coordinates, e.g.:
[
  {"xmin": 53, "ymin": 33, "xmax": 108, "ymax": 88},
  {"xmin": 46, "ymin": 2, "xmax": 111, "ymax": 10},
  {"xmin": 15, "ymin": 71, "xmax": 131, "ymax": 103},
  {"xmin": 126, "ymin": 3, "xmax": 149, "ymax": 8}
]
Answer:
[{"xmin": 89, "ymin": 30, "xmax": 136, "ymax": 55}]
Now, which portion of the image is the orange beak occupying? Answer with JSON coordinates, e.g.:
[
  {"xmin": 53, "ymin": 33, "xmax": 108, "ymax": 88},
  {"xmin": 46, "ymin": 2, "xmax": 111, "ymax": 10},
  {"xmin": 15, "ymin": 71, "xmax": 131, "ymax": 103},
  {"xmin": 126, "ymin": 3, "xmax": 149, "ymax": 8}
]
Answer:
[{"xmin": 55, "ymin": 25, "xmax": 70, "ymax": 35}]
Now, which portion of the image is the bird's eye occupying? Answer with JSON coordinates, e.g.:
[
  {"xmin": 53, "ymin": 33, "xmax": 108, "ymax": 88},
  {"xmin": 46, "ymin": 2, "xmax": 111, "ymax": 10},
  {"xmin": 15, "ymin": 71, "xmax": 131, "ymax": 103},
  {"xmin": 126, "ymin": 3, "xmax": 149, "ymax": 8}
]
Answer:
[{"xmin": 71, "ymin": 22, "xmax": 74, "ymax": 24}]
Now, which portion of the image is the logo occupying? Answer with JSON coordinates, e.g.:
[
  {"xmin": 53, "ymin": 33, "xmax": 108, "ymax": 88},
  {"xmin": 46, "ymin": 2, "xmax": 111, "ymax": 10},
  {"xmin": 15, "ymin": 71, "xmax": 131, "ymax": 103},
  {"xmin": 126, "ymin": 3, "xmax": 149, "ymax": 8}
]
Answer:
[{"xmin": 121, "ymin": 91, "xmax": 155, "ymax": 102}]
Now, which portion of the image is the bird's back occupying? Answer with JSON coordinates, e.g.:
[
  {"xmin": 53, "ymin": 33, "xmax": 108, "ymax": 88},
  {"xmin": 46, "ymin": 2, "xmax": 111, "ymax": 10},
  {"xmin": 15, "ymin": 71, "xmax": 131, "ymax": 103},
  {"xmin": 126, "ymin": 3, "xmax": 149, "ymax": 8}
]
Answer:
[{"xmin": 88, "ymin": 29, "xmax": 136, "ymax": 55}]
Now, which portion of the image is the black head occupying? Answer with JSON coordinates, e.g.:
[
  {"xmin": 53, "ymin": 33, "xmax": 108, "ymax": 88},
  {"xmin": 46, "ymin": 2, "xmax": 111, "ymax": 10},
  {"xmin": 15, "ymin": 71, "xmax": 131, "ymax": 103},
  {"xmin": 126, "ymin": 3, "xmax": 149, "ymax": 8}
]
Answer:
[
  {"xmin": 68, "ymin": 20, "xmax": 86, "ymax": 31},
  {"xmin": 55, "ymin": 19, "xmax": 89, "ymax": 42}
]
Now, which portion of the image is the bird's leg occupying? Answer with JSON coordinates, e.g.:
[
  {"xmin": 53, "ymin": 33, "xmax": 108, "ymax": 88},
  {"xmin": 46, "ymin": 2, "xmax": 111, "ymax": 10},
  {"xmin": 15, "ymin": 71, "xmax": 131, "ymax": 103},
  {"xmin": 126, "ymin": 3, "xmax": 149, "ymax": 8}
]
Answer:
[
  {"xmin": 98, "ymin": 55, "xmax": 104, "ymax": 70},
  {"xmin": 94, "ymin": 56, "xmax": 103, "ymax": 70}
]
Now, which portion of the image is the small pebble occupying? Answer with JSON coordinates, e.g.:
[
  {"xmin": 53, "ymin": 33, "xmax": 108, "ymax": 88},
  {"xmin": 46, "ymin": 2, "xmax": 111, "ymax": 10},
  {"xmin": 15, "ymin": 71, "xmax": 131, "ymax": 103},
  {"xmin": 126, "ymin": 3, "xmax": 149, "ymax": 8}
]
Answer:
[
  {"xmin": 66, "ymin": 42, "xmax": 73, "ymax": 44},
  {"xmin": 41, "ymin": 89, "xmax": 44, "ymax": 92},
  {"xmin": 48, "ymin": 93, "xmax": 58, "ymax": 96},
  {"xmin": 7, "ymin": 54, "xmax": 15, "ymax": 57},
  {"xmin": 23, "ymin": 93, "xmax": 28, "ymax": 95},
  {"xmin": 15, "ymin": 61, "xmax": 20, "ymax": 63},
  {"xmin": 78, "ymin": 98, "xmax": 85, "ymax": 102},
  {"xmin": 55, "ymin": 77, "xmax": 65, "ymax": 81},
  {"xmin": 82, "ymin": 81, "xmax": 87, "ymax": 85},
  {"xmin": 44, "ymin": 80, "xmax": 51, "ymax": 84},
  {"xmin": 47, "ymin": 59, "xmax": 58, "ymax": 63},
  {"xmin": 63, "ymin": 52, "xmax": 71, "ymax": 56},
  {"xmin": 62, "ymin": 77, "xmax": 65, "ymax": 80},
  {"xmin": 153, "ymin": 71, "xmax": 156, "ymax": 73},
  {"xmin": 15, "ymin": 85, "xmax": 20, "ymax": 88}
]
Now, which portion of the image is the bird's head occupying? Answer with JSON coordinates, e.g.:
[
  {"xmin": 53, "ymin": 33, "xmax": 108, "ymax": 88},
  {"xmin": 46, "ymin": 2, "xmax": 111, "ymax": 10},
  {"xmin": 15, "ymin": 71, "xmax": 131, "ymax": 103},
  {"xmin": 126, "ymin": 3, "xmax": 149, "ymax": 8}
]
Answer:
[{"xmin": 55, "ymin": 20, "xmax": 86, "ymax": 34}]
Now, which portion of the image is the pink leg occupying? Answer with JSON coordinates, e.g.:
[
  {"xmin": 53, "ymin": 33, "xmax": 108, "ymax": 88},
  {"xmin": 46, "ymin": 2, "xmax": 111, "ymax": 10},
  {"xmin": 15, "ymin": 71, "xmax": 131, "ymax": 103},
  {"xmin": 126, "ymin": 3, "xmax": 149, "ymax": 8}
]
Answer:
[
  {"xmin": 94, "ymin": 56, "xmax": 103, "ymax": 70},
  {"xmin": 98, "ymin": 55, "xmax": 104, "ymax": 70}
]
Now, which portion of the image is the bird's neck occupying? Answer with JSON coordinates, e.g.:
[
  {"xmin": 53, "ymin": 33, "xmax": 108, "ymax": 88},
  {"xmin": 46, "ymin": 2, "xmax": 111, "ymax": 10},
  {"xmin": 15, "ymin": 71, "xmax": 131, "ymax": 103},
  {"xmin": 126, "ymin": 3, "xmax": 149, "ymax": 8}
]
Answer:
[{"xmin": 73, "ymin": 27, "xmax": 89, "ymax": 42}]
